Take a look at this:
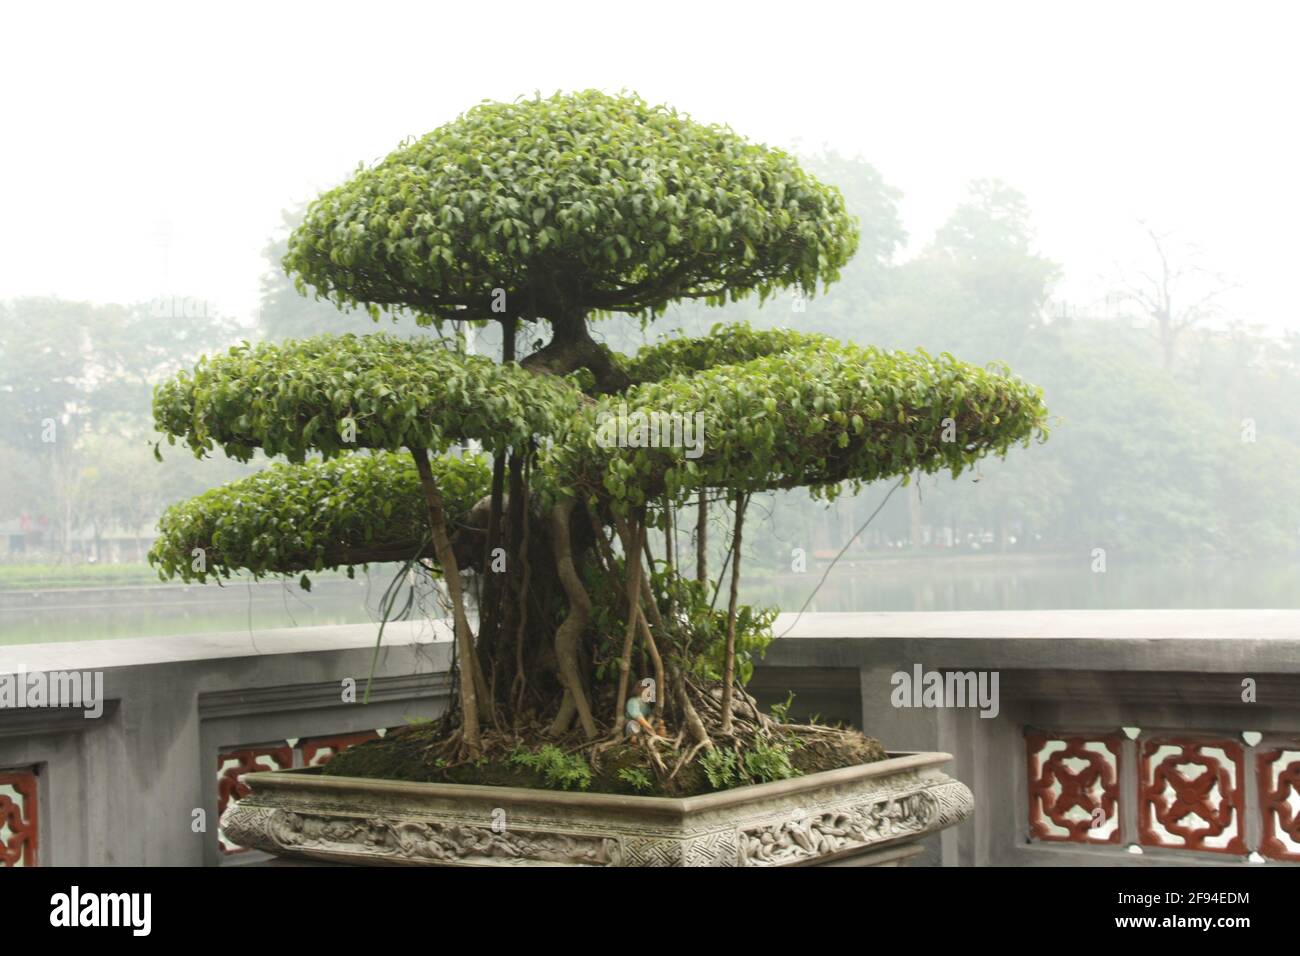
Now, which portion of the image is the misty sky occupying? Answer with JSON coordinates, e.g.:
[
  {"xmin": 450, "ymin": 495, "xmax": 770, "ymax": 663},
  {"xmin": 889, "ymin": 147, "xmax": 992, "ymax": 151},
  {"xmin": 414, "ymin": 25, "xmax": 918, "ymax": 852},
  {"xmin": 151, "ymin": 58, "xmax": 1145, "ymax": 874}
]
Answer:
[{"xmin": 4, "ymin": 1, "xmax": 1297, "ymax": 333}]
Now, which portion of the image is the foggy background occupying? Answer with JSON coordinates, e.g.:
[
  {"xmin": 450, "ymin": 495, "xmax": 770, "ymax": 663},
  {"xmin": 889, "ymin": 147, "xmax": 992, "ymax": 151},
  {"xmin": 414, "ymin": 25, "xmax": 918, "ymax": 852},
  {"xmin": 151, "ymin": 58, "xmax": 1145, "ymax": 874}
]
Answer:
[{"xmin": 3, "ymin": 0, "xmax": 1298, "ymax": 642}]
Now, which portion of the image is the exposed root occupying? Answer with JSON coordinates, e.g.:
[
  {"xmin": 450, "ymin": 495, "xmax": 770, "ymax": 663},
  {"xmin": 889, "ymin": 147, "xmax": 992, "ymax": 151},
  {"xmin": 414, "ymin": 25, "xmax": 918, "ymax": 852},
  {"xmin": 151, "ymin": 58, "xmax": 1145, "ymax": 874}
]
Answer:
[
  {"xmin": 412, "ymin": 447, "xmax": 481, "ymax": 756},
  {"xmin": 548, "ymin": 501, "xmax": 598, "ymax": 738},
  {"xmin": 669, "ymin": 740, "xmax": 709, "ymax": 782},
  {"xmin": 670, "ymin": 662, "xmax": 712, "ymax": 752},
  {"xmin": 510, "ymin": 457, "xmax": 533, "ymax": 716},
  {"xmin": 611, "ymin": 517, "xmax": 644, "ymax": 727},
  {"xmin": 547, "ymin": 689, "xmax": 576, "ymax": 737}
]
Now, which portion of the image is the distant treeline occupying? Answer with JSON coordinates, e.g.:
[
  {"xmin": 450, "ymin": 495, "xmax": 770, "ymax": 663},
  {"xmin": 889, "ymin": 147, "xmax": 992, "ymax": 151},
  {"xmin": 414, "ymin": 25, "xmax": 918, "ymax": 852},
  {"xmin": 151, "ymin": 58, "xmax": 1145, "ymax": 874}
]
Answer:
[{"xmin": 3, "ymin": 155, "xmax": 1296, "ymax": 567}]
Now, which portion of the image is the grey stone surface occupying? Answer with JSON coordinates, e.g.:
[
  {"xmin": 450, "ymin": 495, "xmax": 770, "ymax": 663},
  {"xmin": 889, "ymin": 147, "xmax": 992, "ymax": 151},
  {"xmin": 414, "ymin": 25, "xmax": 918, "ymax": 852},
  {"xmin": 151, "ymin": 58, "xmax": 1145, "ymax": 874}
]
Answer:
[
  {"xmin": 760, "ymin": 610, "xmax": 1300, "ymax": 867},
  {"xmin": 221, "ymin": 752, "xmax": 972, "ymax": 866},
  {"xmin": 0, "ymin": 622, "xmax": 451, "ymax": 865},
  {"xmin": 4, "ymin": 609, "xmax": 1298, "ymax": 866}
]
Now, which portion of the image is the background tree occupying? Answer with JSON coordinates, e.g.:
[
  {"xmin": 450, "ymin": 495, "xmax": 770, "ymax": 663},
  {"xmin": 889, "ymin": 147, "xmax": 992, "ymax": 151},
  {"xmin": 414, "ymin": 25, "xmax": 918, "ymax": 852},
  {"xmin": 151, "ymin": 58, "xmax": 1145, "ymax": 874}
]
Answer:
[
  {"xmin": 1121, "ymin": 223, "xmax": 1232, "ymax": 370},
  {"xmin": 0, "ymin": 296, "xmax": 245, "ymax": 559}
]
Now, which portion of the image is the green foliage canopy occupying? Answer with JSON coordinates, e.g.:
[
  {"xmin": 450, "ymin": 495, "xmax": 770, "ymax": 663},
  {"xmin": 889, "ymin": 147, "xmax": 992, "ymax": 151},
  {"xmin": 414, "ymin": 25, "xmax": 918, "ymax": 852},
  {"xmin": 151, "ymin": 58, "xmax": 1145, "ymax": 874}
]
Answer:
[
  {"xmin": 549, "ymin": 333, "xmax": 1049, "ymax": 510},
  {"xmin": 149, "ymin": 452, "xmax": 491, "ymax": 582},
  {"xmin": 284, "ymin": 91, "xmax": 859, "ymax": 324},
  {"xmin": 621, "ymin": 322, "xmax": 833, "ymax": 384},
  {"xmin": 153, "ymin": 333, "xmax": 583, "ymax": 462}
]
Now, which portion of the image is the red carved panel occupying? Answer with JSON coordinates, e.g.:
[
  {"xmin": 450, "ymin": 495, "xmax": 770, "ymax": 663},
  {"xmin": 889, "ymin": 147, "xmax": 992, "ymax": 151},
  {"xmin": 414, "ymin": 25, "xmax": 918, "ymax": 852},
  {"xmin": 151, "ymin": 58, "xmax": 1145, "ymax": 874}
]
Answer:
[
  {"xmin": 216, "ymin": 733, "xmax": 388, "ymax": 855},
  {"xmin": 301, "ymin": 731, "xmax": 380, "ymax": 767},
  {"xmin": 0, "ymin": 768, "xmax": 39, "ymax": 867},
  {"xmin": 217, "ymin": 744, "xmax": 293, "ymax": 854},
  {"xmin": 1026, "ymin": 732, "xmax": 1122, "ymax": 844},
  {"xmin": 1257, "ymin": 744, "xmax": 1300, "ymax": 863},
  {"xmin": 1140, "ymin": 737, "xmax": 1246, "ymax": 855}
]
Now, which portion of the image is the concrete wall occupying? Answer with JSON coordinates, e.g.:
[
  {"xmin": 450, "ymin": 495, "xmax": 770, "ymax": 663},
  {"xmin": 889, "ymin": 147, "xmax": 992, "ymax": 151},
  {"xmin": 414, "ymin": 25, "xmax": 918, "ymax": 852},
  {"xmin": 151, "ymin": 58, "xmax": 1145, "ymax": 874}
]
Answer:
[
  {"xmin": 0, "ymin": 622, "xmax": 452, "ymax": 865},
  {"xmin": 3, "ymin": 609, "xmax": 1298, "ymax": 866},
  {"xmin": 759, "ymin": 610, "xmax": 1300, "ymax": 867}
]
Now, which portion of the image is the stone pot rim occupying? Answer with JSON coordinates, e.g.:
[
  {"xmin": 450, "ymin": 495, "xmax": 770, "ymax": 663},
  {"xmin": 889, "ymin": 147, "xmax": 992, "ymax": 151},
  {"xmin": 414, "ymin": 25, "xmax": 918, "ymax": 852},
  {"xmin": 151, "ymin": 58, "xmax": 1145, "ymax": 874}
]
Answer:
[{"xmin": 239, "ymin": 750, "xmax": 953, "ymax": 820}]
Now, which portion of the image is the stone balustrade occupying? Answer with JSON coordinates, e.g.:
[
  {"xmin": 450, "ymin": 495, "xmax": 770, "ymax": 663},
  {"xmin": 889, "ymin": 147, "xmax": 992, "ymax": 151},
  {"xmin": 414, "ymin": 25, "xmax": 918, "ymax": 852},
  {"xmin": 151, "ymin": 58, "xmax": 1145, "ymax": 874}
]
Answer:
[{"xmin": 3, "ymin": 609, "xmax": 1298, "ymax": 866}]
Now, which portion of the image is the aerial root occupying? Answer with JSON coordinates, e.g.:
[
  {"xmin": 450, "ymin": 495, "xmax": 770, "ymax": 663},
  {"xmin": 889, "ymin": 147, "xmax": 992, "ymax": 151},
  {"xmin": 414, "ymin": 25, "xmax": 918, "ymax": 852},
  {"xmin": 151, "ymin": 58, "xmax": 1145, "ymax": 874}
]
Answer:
[{"xmin": 669, "ymin": 739, "xmax": 712, "ymax": 782}]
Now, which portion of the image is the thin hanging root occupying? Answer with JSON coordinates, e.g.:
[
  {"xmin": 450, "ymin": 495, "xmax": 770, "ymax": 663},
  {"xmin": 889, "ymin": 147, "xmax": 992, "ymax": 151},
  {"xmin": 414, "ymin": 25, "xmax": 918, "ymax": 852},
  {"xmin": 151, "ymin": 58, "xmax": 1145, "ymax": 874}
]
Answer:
[
  {"xmin": 720, "ymin": 491, "xmax": 748, "ymax": 734},
  {"xmin": 669, "ymin": 739, "xmax": 711, "ymax": 782},
  {"xmin": 632, "ymin": 597, "xmax": 667, "ymax": 717},
  {"xmin": 644, "ymin": 736, "xmax": 670, "ymax": 777},
  {"xmin": 590, "ymin": 732, "xmax": 625, "ymax": 761},
  {"xmin": 587, "ymin": 736, "xmax": 623, "ymax": 775},
  {"xmin": 411, "ymin": 447, "xmax": 480, "ymax": 756},
  {"xmin": 670, "ymin": 664, "xmax": 711, "ymax": 752},
  {"xmin": 775, "ymin": 722, "xmax": 849, "ymax": 736},
  {"xmin": 596, "ymin": 517, "xmax": 668, "ymax": 725},
  {"xmin": 611, "ymin": 516, "xmax": 644, "ymax": 727},
  {"xmin": 510, "ymin": 468, "xmax": 533, "ymax": 716}
]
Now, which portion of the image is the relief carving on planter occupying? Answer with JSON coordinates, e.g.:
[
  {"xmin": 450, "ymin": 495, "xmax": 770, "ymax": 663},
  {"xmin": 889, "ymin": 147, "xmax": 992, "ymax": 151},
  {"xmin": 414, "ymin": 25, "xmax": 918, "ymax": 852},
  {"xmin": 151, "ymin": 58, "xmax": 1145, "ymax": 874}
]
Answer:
[
  {"xmin": 220, "ymin": 759, "xmax": 973, "ymax": 867},
  {"xmin": 738, "ymin": 782, "xmax": 970, "ymax": 866},
  {"xmin": 226, "ymin": 805, "xmax": 620, "ymax": 866}
]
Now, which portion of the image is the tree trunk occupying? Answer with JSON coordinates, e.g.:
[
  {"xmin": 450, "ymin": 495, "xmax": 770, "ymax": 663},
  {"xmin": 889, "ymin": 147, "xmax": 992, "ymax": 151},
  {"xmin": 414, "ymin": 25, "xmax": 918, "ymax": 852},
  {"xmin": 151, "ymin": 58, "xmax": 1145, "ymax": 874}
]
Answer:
[
  {"xmin": 636, "ymin": 590, "xmax": 666, "ymax": 720},
  {"xmin": 612, "ymin": 517, "xmax": 645, "ymax": 728},
  {"xmin": 719, "ymin": 493, "xmax": 747, "ymax": 734},
  {"xmin": 547, "ymin": 500, "xmax": 598, "ymax": 738},
  {"xmin": 520, "ymin": 309, "xmax": 630, "ymax": 394},
  {"xmin": 478, "ymin": 316, "xmax": 517, "ymax": 676},
  {"xmin": 695, "ymin": 492, "xmax": 708, "ymax": 585},
  {"xmin": 412, "ymin": 447, "xmax": 481, "ymax": 754},
  {"xmin": 479, "ymin": 450, "xmax": 506, "ymax": 654},
  {"xmin": 664, "ymin": 502, "xmax": 675, "ymax": 573},
  {"xmin": 908, "ymin": 472, "xmax": 923, "ymax": 551}
]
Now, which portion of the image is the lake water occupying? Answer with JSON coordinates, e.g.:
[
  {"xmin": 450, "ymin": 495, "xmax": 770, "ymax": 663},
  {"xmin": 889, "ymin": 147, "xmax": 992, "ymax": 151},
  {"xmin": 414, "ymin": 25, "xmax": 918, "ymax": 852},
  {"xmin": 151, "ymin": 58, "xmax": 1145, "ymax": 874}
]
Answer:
[
  {"xmin": 745, "ymin": 554, "xmax": 1300, "ymax": 614},
  {"xmin": 3, "ymin": 556, "xmax": 1298, "ymax": 645}
]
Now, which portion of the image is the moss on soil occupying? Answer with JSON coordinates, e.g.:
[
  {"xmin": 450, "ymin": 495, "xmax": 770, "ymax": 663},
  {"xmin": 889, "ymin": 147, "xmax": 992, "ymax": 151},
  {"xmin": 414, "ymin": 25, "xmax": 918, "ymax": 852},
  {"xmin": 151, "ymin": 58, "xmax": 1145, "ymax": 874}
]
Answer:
[{"xmin": 322, "ymin": 723, "xmax": 888, "ymax": 797}]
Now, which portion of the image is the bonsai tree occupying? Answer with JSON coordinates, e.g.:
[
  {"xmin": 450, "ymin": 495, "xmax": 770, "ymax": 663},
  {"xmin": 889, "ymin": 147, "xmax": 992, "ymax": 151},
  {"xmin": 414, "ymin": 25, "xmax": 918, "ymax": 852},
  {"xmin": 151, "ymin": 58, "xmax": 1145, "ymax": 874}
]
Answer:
[{"xmin": 150, "ymin": 91, "xmax": 1047, "ymax": 788}]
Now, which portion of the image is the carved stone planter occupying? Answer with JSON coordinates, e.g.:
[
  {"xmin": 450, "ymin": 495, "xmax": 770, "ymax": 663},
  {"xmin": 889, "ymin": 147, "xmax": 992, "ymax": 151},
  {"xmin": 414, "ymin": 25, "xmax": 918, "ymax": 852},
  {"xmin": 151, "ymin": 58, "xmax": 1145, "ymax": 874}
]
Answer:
[{"xmin": 221, "ymin": 751, "xmax": 972, "ymax": 866}]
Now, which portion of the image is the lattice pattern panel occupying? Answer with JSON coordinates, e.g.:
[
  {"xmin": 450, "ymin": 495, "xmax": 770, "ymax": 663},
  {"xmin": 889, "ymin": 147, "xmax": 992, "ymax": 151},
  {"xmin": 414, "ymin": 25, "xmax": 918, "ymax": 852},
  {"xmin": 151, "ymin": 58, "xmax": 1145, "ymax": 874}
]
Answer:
[
  {"xmin": 217, "ymin": 744, "xmax": 293, "ymax": 854},
  {"xmin": 1026, "ymin": 732, "xmax": 1122, "ymax": 844},
  {"xmin": 1139, "ymin": 737, "xmax": 1246, "ymax": 855},
  {"xmin": 217, "ymin": 731, "xmax": 387, "ymax": 854},
  {"xmin": 301, "ymin": 731, "xmax": 380, "ymax": 767},
  {"xmin": 1257, "ymin": 744, "xmax": 1300, "ymax": 863},
  {"xmin": 0, "ymin": 768, "xmax": 39, "ymax": 867}
]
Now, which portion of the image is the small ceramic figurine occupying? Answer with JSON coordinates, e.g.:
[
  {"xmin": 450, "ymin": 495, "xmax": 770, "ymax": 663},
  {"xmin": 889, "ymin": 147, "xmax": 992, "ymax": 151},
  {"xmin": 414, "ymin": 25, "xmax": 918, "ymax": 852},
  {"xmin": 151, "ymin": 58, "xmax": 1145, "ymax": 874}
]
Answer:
[{"xmin": 624, "ymin": 677, "xmax": 660, "ymax": 741}]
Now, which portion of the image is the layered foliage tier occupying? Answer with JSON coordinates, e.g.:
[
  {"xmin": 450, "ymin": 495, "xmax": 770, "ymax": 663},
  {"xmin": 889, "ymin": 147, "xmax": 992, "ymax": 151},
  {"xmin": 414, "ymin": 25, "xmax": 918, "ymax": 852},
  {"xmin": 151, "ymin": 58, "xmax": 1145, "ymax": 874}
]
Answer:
[
  {"xmin": 551, "ymin": 335, "xmax": 1049, "ymax": 510},
  {"xmin": 150, "ymin": 325, "xmax": 1047, "ymax": 578},
  {"xmin": 150, "ymin": 452, "xmax": 491, "ymax": 582},
  {"xmin": 284, "ymin": 91, "xmax": 859, "ymax": 323},
  {"xmin": 153, "ymin": 333, "xmax": 583, "ymax": 462}
]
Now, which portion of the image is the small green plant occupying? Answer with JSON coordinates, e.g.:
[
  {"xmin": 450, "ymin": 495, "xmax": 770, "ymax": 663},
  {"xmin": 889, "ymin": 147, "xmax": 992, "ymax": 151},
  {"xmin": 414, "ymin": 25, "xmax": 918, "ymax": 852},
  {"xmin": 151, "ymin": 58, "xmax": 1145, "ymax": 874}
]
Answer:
[
  {"xmin": 770, "ymin": 691, "xmax": 796, "ymax": 723},
  {"xmin": 509, "ymin": 745, "xmax": 592, "ymax": 791},
  {"xmin": 700, "ymin": 748, "xmax": 739, "ymax": 790},
  {"xmin": 700, "ymin": 739, "xmax": 803, "ymax": 791},
  {"xmin": 616, "ymin": 767, "xmax": 654, "ymax": 792},
  {"xmin": 742, "ymin": 739, "xmax": 802, "ymax": 784}
]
